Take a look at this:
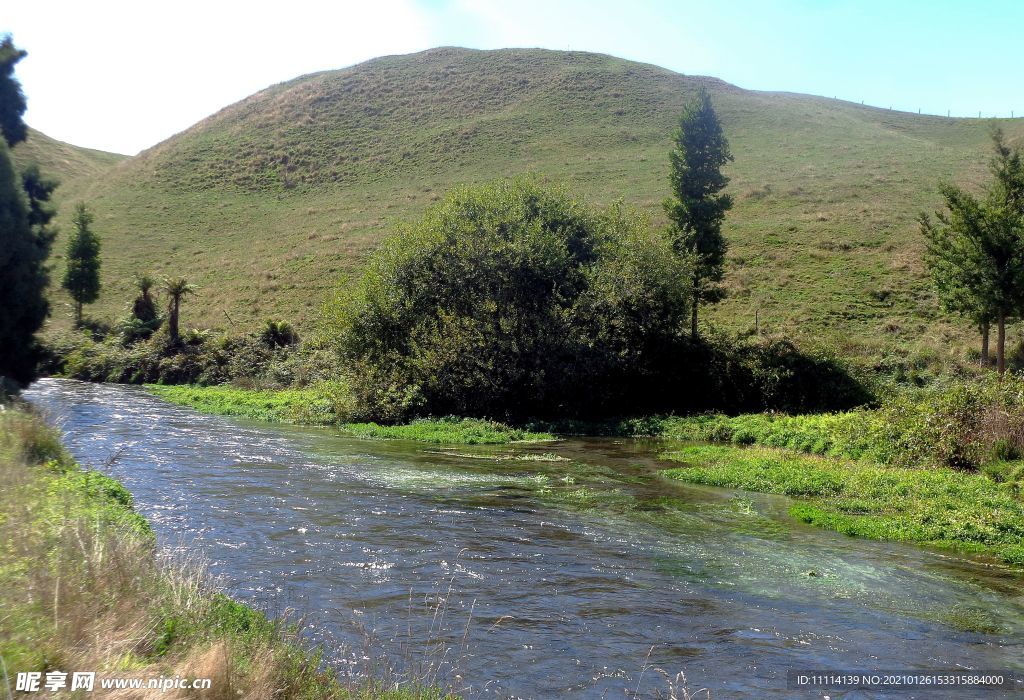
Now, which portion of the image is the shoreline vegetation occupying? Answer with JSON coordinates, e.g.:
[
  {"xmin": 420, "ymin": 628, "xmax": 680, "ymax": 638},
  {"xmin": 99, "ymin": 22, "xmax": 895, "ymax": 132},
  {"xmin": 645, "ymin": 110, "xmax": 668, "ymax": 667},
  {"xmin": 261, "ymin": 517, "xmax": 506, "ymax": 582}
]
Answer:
[
  {"xmin": 144, "ymin": 384, "xmax": 555, "ymax": 444},
  {"xmin": 0, "ymin": 405, "xmax": 455, "ymax": 699},
  {"xmin": 661, "ymin": 446, "xmax": 1024, "ymax": 567}
]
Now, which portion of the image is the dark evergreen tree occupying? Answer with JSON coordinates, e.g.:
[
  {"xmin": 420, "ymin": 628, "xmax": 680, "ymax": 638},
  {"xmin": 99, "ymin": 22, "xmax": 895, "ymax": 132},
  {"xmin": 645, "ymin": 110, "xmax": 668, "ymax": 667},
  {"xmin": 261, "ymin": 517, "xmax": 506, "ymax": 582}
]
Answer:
[
  {"xmin": 21, "ymin": 164, "xmax": 58, "ymax": 246},
  {"xmin": 664, "ymin": 88, "xmax": 733, "ymax": 338},
  {"xmin": 62, "ymin": 203, "xmax": 101, "ymax": 325},
  {"xmin": 0, "ymin": 35, "xmax": 52, "ymax": 387},
  {"xmin": 0, "ymin": 140, "xmax": 49, "ymax": 385},
  {"xmin": 0, "ymin": 35, "xmax": 27, "ymax": 147}
]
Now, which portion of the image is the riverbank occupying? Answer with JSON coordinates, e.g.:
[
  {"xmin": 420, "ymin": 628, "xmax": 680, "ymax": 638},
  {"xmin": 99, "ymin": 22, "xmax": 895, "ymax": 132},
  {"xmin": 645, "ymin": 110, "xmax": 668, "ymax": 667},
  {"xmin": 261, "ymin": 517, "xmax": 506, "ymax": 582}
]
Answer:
[
  {"xmin": 146, "ymin": 384, "xmax": 555, "ymax": 444},
  {"xmin": 0, "ymin": 405, "xmax": 455, "ymax": 699},
  {"xmin": 662, "ymin": 445, "xmax": 1024, "ymax": 566}
]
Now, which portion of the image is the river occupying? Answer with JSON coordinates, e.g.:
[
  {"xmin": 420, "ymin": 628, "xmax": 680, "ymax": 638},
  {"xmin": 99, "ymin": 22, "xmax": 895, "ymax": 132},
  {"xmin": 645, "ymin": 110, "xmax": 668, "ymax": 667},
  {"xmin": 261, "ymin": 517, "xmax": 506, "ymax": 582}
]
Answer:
[{"xmin": 23, "ymin": 378, "xmax": 1024, "ymax": 698}]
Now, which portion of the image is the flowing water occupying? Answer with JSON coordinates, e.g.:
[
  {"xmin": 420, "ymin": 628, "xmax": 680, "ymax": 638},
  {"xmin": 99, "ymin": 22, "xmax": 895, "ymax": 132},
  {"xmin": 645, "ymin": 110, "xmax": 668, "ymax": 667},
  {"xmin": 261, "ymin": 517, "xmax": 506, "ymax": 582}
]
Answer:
[{"xmin": 23, "ymin": 378, "xmax": 1024, "ymax": 698}]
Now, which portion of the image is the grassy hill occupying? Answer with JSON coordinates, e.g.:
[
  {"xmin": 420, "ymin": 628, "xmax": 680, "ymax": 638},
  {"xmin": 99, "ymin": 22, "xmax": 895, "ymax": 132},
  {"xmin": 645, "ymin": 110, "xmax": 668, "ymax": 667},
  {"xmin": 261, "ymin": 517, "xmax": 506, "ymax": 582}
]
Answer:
[
  {"xmin": 12, "ymin": 128, "xmax": 125, "ymax": 186},
  {"xmin": 37, "ymin": 47, "xmax": 1024, "ymax": 366}
]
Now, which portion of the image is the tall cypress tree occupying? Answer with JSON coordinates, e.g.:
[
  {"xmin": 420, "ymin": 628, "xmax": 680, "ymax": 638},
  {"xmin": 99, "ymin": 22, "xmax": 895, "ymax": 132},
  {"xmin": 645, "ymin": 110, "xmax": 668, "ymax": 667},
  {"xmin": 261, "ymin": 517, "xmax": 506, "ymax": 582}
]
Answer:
[
  {"xmin": 664, "ymin": 87, "xmax": 733, "ymax": 339},
  {"xmin": 62, "ymin": 203, "xmax": 101, "ymax": 326}
]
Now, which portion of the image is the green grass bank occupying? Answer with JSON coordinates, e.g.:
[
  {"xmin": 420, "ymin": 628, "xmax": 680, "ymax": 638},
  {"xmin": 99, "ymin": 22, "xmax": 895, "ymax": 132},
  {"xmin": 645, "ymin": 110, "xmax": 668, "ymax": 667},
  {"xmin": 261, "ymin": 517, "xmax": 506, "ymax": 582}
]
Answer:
[
  {"xmin": 0, "ymin": 406, "xmax": 455, "ymax": 699},
  {"xmin": 662, "ymin": 445, "xmax": 1024, "ymax": 566},
  {"xmin": 145, "ymin": 384, "xmax": 555, "ymax": 444},
  {"xmin": 654, "ymin": 375, "xmax": 1024, "ymax": 473}
]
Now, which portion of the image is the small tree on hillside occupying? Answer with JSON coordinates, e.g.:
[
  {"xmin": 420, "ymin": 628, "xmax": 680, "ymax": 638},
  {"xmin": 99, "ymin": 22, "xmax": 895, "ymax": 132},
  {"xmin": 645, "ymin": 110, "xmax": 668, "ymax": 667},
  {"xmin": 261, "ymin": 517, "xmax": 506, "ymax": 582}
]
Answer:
[
  {"xmin": 664, "ymin": 87, "xmax": 733, "ymax": 339},
  {"xmin": 163, "ymin": 276, "xmax": 196, "ymax": 345},
  {"xmin": 62, "ymin": 203, "xmax": 101, "ymax": 326},
  {"xmin": 921, "ymin": 129, "xmax": 1024, "ymax": 375}
]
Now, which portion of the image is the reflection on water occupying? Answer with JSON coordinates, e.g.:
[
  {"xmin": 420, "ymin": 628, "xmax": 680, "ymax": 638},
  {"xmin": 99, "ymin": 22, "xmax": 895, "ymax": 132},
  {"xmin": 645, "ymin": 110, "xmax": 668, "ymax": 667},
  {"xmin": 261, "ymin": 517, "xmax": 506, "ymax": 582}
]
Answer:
[{"xmin": 24, "ymin": 378, "xmax": 1024, "ymax": 698}]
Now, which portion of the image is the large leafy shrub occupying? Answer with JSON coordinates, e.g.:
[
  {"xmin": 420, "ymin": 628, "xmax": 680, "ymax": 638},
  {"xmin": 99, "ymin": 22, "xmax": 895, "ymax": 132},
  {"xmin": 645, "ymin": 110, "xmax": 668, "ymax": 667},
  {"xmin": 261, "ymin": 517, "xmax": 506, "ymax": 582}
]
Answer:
[{"xmin": 328, "ymin": 180, "xmax": 693, "ymax": 421}]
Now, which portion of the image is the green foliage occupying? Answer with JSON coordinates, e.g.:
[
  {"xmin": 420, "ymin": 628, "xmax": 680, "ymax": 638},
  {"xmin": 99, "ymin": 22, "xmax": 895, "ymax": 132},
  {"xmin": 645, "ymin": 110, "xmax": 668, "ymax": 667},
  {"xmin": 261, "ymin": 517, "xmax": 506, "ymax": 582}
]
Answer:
[
  {"xmin": 121, "ymin": 273, "xmax": 162, "ymax": 343},
  {"xmin": 146, "ymin": 384, "xmax": 335, "ymax": 423},
  {"xmin": 328, "ymin": 178, "xmax": 694, "ymax": 421},
  {"xmin": 662, "ymin": 374, "xmax": 1024, "ymax": 471},
  {"xmin": 62, "ymin": 202, "xmax": 101, "ymax": 324},
  {"xmin": 20, "ymin": 163, "xmax": 59, "ymax": 241},
  {"xmin": 48, "ymin": 324, "xmax": 315, "ymax": 388},
  {"xmin": 694, "ymin": 332, "xmax": 871, "ymax": 413},
  {"xmin": 0, "ymin": 140, "xmax": 51, "ymax": 386},
  {"xmin": 261, "ymin": 318, "xmax": 299, "ymax": 347},
  {"xmin": 44, "ymin": 467, "xmax": 152, "ymax": 538},
  {"xmin": 920, "ymin": 129, "xmax": 1024, "ymax": 373},
  {"xmin": 664, "ymin": 87, "xmax": 733, "ymax": 336},
  {"xmin": 339, "ymin": 416, "xmax": 553, "ymax": 444},
  {"xmin": 662, "ymin": 444, "xmax": 1024, "ymax": 565},
  {"xmin": 146, "ymin": 384, "xmax": 553, "ymax": 444},
  {"xmin": 0, "ymin": 35, "xmax": 27, "ymax": 147},
  {"xmin": 161, "ymin": 276, "xmax": 196, "ymax": 345}
]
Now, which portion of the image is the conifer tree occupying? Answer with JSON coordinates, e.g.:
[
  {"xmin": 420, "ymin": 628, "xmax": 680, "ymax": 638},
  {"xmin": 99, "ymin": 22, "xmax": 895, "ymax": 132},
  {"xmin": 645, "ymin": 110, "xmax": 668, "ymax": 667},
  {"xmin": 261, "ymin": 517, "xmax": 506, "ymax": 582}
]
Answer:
[
  {"xmin": 921, "ymin": 129, "xmax": 1024, "ymax": 374},
  {"xmin": 62, "ymin": 203, "xmax": 101, "ymax": 326},
  {"xmin": 0, "ymin": 35, "xmax": 52, "ymax": 387},
  {"xmin": 0, "ymin": 35, "xmax": 27, "ymax": 147},
  {"xmin": 664, "ymin": 88, "xmax": 733, "ymax": 338},
  {"xmin": 0, "ymin": 140, "xmax": 48, "ymax": 385}
]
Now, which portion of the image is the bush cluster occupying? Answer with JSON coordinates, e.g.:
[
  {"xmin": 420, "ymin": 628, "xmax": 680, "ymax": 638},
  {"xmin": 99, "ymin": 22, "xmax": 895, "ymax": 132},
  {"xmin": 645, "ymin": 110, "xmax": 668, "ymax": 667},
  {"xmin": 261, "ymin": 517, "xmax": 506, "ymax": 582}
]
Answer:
[
  {"xmin": 665, "ymin": 373, "xmax": 1024, "ymax": 475},
  {"xmin": 327, "ymin": 179, "xmax": 868, "ymax": 422},
  {"xmin": 43, "ymin": 320, "xmax": 327, "ymax": 388}
]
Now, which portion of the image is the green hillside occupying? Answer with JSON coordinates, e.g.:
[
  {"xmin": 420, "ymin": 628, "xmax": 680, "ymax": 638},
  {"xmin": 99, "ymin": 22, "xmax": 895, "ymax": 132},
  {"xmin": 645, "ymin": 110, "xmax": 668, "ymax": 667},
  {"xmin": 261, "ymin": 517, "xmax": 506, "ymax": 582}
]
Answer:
[
  {"xmin": 43, "ymin": 47, "xmax": 1024, "ymax": 363},
  {"xmin": 12, "ymin": 128, "xmax": 125, "ymax": 186}
]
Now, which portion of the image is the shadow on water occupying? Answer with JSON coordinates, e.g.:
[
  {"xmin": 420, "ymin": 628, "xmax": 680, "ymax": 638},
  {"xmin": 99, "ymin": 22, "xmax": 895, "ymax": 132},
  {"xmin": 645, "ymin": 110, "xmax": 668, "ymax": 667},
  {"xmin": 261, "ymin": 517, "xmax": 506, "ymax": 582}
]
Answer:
[{"xmin": 23, "ymin": 379, "xmax": 1024, "ymax": 698}]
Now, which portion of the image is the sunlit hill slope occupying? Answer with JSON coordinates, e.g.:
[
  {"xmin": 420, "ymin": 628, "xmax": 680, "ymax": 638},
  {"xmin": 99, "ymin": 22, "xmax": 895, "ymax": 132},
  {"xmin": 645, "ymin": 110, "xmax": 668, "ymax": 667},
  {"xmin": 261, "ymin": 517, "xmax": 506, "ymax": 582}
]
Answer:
[{"xmin": 21, "ymin": 47, "xmax": 1024, "ymax": 363}]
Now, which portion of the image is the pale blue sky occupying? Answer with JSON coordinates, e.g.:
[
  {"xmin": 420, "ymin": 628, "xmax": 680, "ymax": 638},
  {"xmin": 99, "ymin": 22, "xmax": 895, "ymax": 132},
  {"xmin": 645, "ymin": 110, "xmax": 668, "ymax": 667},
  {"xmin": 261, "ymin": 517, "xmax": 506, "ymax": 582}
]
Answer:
[{"xmin": 4, "ymin": 0, "xmax": 1022, "ymax": 155}]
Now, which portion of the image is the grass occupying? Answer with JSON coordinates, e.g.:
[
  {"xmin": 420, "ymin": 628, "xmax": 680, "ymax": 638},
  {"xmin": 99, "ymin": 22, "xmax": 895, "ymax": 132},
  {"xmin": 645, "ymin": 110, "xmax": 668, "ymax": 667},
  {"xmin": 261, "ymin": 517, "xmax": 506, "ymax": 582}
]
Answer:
[
  {"xmin": 0, "ymin": 405, "xmax": 456, "ymax": 699},
  {"xmin": 654, "ymin": 412, "xmax": 885, "ymax": 460},
  {"xmin": 30, "ymin": 47, "xmax": 1024, "ymax": 374},
  {"xmin": 145, "ymin": 383, "xmax": 337, "ymax": 423},
  {"xmin": 146, "ymin": 384, "xmax": 554, "ymax": 444},
  {"xmin": 11, "ymin": 127, "xmax": 127, "ymax": 183},
  {"xmin": 339, "ymin": 418, "xmax": 553, "ymax": 444},
  {"xmin": 661, "ymin": 444, "xmax": 1024, "ymax": 566}
]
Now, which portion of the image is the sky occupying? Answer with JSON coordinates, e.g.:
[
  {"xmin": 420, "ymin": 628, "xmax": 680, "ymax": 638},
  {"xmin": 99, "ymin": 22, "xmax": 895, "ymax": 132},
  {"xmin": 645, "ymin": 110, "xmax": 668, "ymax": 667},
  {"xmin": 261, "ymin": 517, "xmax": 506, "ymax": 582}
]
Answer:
[{"xmin": 4, "ymin": 0, "xmax": 1023, "ymax": 155}]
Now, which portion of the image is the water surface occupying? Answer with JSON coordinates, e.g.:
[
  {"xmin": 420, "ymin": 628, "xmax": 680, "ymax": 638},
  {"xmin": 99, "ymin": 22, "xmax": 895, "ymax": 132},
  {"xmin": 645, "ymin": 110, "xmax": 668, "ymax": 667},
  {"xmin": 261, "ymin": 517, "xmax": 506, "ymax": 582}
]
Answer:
[{"xmin": 24, "ymin": 379, "xmax": 1024, "ymax": 698}]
